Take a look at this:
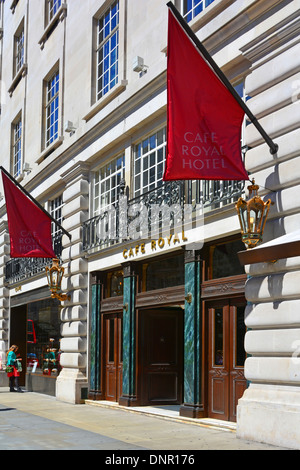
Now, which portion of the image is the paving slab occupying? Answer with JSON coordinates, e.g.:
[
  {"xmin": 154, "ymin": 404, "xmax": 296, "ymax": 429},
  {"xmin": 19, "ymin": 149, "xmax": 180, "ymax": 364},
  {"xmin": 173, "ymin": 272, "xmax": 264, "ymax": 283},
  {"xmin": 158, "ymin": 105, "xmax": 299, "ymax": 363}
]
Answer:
[{"xmin": 0, "ymin": 388, "xmax": 290, "ymax": 451}]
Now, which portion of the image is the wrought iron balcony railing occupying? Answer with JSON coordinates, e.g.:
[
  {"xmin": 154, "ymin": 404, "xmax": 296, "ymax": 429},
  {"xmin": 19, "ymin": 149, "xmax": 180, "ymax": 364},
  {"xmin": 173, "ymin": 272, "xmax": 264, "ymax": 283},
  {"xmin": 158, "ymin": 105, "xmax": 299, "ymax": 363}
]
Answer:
[
  {"xmin": 5, "ymin": 232, "xmax": 63, "ymax": 285},
  {"xmin": 83, "ymin": 179, "xmax": 245, "ymax": 253}
]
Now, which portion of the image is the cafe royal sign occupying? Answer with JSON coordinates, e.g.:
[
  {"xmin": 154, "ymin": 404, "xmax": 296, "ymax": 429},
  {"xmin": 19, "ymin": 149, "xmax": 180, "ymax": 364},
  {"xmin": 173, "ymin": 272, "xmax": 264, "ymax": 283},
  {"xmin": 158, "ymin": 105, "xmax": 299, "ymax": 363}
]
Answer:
[{"xmin": 122, "ymin": 230, "xmax": 188, "ymax": 260}]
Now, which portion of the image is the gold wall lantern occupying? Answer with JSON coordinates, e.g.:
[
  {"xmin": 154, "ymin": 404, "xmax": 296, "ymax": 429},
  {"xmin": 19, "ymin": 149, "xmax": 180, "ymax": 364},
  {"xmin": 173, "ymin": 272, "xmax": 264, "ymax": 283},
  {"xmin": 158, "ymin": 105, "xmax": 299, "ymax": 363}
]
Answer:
[
  {"xmin": 46, "ymin": 258, "xmax": 70, "ymax": 301},
  {"xmin": 235, "ymin": 179, "xmax": 272, "ymax": 249}
]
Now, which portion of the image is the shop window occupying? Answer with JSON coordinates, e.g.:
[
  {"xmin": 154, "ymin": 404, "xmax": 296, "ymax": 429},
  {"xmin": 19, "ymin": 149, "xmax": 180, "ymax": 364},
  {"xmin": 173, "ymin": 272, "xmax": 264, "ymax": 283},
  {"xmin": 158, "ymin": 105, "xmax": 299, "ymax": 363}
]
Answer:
[
  {"xmin": 209, "ymin": 240, "xmax": 245, "ymax": 279},
  {"xmin": 143, "ymin": 253, "xmax": 184, "ymax": 291},
  {"xmin": 27, "ymin": 298, "xmax": 61, "ymax": 376}
]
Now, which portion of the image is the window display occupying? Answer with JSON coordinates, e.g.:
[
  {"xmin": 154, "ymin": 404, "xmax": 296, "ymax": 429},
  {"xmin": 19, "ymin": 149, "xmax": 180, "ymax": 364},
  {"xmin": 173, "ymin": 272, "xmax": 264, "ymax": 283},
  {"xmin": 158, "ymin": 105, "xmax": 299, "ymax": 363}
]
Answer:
[{"xmin": 26, "ymin": 299, "xmax": 61, "ymax": 376}]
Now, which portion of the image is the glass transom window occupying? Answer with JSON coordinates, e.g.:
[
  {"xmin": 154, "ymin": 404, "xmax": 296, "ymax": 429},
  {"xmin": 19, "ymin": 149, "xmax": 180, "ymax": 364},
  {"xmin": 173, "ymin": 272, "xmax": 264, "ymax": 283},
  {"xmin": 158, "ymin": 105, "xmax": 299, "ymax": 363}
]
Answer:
[
  {"xmin": 133, "ymin": 127, "xmax": 166, "ymax": 198},
  {"xmin": 96, "ymin": 1, "xmax": 119, "ymax": 100},
  {"xmin": 182, "ymin": 0, "xmax": 215, "ymax": 21},
  {"xmin": 94, "ymin": 154, "xmax": 125, "ymax": 215}
]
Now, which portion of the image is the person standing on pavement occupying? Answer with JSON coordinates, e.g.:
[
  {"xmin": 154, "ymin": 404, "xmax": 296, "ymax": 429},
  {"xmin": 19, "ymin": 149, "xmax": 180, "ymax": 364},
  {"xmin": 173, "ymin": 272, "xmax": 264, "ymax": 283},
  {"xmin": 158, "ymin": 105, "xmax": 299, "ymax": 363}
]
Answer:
[{"xmin": 6, "ymin": 345, "xmax": 23, "ymax": 393}]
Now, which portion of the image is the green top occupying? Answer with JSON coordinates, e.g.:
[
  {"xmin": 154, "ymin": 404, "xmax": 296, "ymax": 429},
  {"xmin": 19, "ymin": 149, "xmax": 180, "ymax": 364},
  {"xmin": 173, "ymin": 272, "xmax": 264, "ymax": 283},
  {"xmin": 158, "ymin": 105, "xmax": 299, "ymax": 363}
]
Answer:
[{"xmin": 7, "ymin": 351, "xmax": 16, "ymax": 366}]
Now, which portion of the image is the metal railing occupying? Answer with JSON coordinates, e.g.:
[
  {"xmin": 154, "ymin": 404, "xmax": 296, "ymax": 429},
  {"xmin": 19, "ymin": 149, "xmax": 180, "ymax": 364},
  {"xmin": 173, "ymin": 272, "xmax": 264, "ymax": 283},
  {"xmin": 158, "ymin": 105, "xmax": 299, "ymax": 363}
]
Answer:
[
  {"xmin": 83, "ymin": 179, "xmax": 245, "ymax": 252},
  {"xmin": 5, "ymin": 232, "xmax": 63, "ymax": 285}
]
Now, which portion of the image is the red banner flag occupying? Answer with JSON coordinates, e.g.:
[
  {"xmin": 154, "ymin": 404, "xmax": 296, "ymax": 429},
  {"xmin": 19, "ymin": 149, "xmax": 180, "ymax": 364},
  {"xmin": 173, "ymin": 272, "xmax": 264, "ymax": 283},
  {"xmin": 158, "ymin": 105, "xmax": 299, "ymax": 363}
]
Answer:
[
  {"xmin": 2, "ymin": 172, "xmax": 56, "ymax": 258},
  {"xmin": 163, "ymin": 9, "xmax": 248, "ymax": 181}
]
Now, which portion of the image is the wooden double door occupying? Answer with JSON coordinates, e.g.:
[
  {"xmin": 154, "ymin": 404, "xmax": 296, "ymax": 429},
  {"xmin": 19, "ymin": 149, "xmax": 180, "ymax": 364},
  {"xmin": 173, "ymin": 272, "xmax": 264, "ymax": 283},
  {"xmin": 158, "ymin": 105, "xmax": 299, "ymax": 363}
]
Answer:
[
  {"xmin": 103, "ymin": 313, "xmax": 123, "ymax": 402},
  {"xmin": 207, "ymin": 298, "xmax": 247, "ymax": 422},
  {"xmin": 103, "ymin": 309, "xmax": 183, "ymax": 405}
]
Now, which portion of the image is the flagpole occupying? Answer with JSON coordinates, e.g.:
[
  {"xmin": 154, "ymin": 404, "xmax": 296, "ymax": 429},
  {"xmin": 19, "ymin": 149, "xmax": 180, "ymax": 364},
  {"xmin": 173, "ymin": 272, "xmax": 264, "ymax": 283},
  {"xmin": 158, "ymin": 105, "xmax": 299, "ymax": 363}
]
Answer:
[
  {"xmin": 167, "ymin": 2, "xmax": 278, "ymax": 155},
  {"xmin": 0, "ymin": 166, "xmax": 72, "ymax": 240}
]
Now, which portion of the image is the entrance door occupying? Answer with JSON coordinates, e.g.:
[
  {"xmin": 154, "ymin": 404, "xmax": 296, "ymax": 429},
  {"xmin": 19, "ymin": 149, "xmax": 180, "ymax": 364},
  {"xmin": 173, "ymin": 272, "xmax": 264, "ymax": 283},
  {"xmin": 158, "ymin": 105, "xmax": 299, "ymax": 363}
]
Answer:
[
  {"xmin": 207, "ymin": 299, "xmax": 246, "ymax": 422},
  {"xmin": 140, "ymin": 309, "xmax": 183, "ymax": 405},
  {"xmin": 103, "ymin": 313, "xmax": 123, "ymax": 402},
  {"xmin": 10, "ymin": 306, "xmax": 27, "ymax": 386}
]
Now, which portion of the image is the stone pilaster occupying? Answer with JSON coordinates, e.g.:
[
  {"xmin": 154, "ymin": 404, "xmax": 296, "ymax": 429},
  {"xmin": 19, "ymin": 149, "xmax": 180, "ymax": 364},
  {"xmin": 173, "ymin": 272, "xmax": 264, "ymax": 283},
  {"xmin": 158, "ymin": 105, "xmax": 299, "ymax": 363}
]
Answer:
[
  {"xmin": 55, "ymin": 162, "xmax": 89, "ymax": 403},
  {"xmin": 119, "ymin": 262, "xmax": 137, "ymax": 406},
  {"xmin": 237, "ymin": 22, "xmax": 300, "ymax": 448},
  {"xmin": 180, "ymin": 249, "xmax": 204, "ymax": 418}
]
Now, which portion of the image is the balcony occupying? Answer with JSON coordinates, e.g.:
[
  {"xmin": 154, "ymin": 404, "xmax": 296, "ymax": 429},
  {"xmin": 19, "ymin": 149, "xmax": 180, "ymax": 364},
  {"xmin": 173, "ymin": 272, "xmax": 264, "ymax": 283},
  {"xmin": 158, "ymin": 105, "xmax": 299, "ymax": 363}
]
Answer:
[
  {"xmin": 5, "ymin": 232, "xmax": 63, "ymax": 285},
  {"xmin": 83, "ymin": 179, "xmax": 245, "ymax": 253}
]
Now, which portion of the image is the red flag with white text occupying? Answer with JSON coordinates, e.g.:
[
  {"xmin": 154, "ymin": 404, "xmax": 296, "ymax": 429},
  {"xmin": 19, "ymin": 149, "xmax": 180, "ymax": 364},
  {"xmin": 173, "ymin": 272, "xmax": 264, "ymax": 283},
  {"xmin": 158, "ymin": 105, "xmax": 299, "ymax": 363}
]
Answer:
[
  {"xmin": 2, "ymin": 172, "xmax": 56, "ymax": 258},
  {"xmin": 163, "ymin": 9, "xmax": 248, "ymax": 181}
]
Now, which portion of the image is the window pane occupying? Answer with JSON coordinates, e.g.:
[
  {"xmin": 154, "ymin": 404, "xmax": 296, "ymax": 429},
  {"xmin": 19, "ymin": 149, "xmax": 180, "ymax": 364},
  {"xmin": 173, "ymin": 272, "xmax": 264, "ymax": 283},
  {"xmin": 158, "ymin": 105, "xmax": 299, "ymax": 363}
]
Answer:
[
  {"xmin": 182, "ymin": 0, "xmax": 215, "ymax": 21},
  {"xmin": 13, "ymin": 118, "xmax": 22, "ymax": 178},
  {"xmin": 211, "ymin": 240, "xmax": 245, "ymax": 279},
  {"xmin": 145, "ymin": 254, "xmax": 184, "ymax": 291},
  {"xmin": 133, "ymin": 127, "xmax": 166, "ymax": 197},
  {"xmin": 45, "ymin": 70, "xmax": 59, "ymax": 147},
  {"xmin": 97, "ymin": 1, "xmax": 119, "ymax": 100},
  {"xmin": 235, "ymin": 306, "xmax": 246, "ymax": 367},
  {"xmin": 214, "ymin": 309, "xmax": 223, "ymax": 366},
  {"xmin": 93, "ymin": 154, "xmax": 125, "ymax": 215}
]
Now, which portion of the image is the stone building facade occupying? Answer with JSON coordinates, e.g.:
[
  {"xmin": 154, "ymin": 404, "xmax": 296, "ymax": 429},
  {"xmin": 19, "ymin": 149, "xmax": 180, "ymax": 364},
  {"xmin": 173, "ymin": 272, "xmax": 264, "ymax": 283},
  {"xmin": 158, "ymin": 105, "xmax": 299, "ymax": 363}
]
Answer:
[{"xmin": 0, "ymin": 0, "xmax": 299, "ymax": 449}]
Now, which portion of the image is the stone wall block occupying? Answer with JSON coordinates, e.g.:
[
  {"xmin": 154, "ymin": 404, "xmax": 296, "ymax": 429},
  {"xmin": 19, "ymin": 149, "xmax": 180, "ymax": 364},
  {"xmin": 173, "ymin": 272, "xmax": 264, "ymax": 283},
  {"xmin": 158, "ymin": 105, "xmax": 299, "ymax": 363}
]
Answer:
[
  {"xmin": 245, "ymin": 328, "xmax": 300, "ymax": 355},
  {"xmin": 61, "ymin": 242, "xmax": 84, "ymax": 262},
  {"xmin": 63, "ymin": 212, "xmax": 88, "ymax": 232},
  {"xmin": 246, "ymin": 42, "xmax": 300, "ymax": 96},
  {"xmin": 245, "ymin": 357, "xmax": 300, "ymax": 385},
  {"xmin": 61, "ymin": 273, "xmax": 88, "ymax": 291},
  {"xmin": 245, "ymin": 300, "xmax": 300, "ymax": 329},
  {"xmin": 60, "ymin": 305, "xmax": 87, "ymax": 322},
  {"xmin": 59, "ymin": 352, "xmax": 86, "ymax": 369},
  {"xmin": 60, "ymin": 337, "xmax": 87, "ymax": 353},
  {"xmin": 245, "ymin": 101, "xmax": 300, "ymax": 147},
  {"xmin": 245, "ymin": 270, "xmax": 300, "ymax": 303},
  {"xmin": 63, "ymin": 258, "xmax": 88, "ymax": 277},
  {"xmin": 245, "ymin": 128, "xmax": 300, "ymax": 173},
  {"xmin": 62, "ymin": 194, "xmax": 89, "ymax": 219},
  {"xmin": 66, "ymin": 288, "xmax": 88, "ymax": 305},
  {"xmin": 247, "ymin": 72, "xmax": 300, "ymax": 119},
  {"xmin": 63, "ymin": 179, "xmax": 89, "ymax": 204},
  {"xmin": 61, "ymin": 321, "xmax": 87, "ymax": 338}
]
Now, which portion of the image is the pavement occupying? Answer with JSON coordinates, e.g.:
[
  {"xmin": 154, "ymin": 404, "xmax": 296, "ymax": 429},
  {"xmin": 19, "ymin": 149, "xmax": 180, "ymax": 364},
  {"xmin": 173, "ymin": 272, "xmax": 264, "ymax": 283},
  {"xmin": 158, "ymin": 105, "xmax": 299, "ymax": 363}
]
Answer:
[{"xmin": 0, "ymin": 387, "xmax": 290, "ymax": 451}]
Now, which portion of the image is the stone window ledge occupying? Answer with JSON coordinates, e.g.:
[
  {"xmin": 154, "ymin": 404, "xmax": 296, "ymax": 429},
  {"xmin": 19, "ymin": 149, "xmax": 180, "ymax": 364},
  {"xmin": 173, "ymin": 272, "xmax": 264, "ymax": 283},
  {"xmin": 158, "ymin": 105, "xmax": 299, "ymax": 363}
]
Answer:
[
  {"xmin": 38, "ymin": 3, "xmax": 67, "ymax": 50},
  {"xmin": 37, "ymin": 136, "xmax": 63, "ymax": 164},
  {"xmin": 83, "ymin": 80, "xmax": 128, "ymax": 122},
  {"xmin": 8, "ymin": 63, "xmax": 28, "ymax": 97}
]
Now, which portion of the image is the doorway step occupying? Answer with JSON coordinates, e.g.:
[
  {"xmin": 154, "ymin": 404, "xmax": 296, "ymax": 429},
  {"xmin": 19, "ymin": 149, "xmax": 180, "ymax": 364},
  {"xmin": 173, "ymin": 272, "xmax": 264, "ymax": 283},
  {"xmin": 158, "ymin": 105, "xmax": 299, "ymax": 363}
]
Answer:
[{"xmin": 84, "ymin": 400, "xmax": 236, "ymax": 432}]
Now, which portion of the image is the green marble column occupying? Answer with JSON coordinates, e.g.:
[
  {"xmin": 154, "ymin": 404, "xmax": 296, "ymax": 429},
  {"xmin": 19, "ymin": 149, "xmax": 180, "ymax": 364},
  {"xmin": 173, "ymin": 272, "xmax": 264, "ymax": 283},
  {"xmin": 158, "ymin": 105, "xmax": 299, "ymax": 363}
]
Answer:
[
  {"xmin": 180, "ymin": 250, "xmax": 204, "ymax": 418},
  {"xmin": 119, "ymin": 262, "xmax": 137, "ymax": 406},
  {"xmin": 89, "ymin": 273, "xmax": 102, "ymax": 400}
]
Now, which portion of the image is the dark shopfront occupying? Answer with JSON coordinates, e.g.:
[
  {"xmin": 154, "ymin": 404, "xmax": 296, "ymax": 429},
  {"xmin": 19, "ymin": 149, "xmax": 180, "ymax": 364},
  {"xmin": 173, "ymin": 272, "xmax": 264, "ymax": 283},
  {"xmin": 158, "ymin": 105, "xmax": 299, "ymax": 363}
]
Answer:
[
  {"xmin": 6, "ymin": 288, "xmax": 61, "ymax": 395},
  {"xmin": 89, "ymin": 236, "xmax": 247, "ymax": 422}
]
